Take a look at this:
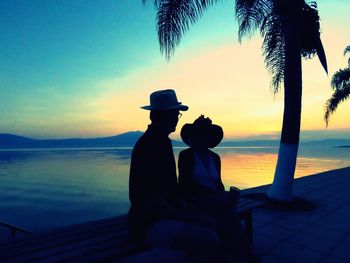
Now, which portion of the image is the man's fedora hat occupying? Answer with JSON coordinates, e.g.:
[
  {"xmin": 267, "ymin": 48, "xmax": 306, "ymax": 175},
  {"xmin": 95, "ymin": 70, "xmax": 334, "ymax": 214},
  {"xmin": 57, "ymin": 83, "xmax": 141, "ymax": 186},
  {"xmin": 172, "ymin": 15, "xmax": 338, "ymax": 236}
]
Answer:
[
  {"xmin": 181, "ymin": 115, "xmax": 223, "ymax": 148},
  {"xmin": 141, "ymin": 89, "xmax": 189, "ymax": 111}
]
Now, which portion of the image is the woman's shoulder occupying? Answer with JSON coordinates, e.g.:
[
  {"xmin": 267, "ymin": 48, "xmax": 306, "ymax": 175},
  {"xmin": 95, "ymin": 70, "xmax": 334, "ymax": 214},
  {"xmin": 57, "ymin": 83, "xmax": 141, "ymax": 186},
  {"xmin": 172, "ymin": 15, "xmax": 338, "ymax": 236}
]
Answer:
[
  {"xmin": 179, "ymin": 147, "xmax": 195, "ymax": 156},
  {"xmin": 208, "ymin": 149, "xmax": 219, "ymax": 157},
  {"xmin": 179, "ymin": 148, "xmax": 196, "ymax": 165},
  {"xmin": 207, "ymin": 149, "xmax": 221, "ymax": 164}
]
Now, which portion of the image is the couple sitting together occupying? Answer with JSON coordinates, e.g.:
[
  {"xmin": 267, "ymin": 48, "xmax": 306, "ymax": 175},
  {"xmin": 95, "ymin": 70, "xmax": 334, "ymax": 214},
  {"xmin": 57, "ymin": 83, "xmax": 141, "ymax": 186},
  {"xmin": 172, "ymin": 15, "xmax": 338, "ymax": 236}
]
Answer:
[{"xmin": 128, "ymin": 89, "xmax": 258, "ymax": 263}]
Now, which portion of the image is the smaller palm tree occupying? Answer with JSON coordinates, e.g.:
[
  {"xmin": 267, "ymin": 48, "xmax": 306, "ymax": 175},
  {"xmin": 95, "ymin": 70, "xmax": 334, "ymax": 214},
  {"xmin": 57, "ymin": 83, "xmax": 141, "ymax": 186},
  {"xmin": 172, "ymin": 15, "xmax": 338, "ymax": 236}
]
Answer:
[{"xmin": 324, "ymin": 45, "xmax": 350, "ymax": 125}]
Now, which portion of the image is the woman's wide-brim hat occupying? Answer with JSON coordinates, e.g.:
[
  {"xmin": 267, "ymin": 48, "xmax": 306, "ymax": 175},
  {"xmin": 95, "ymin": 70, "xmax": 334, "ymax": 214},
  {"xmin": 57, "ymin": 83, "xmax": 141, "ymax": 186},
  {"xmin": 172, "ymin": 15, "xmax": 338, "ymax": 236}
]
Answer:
[
  {"xmin": 181, "ymin": 115, "xmax": 223, "ymax": 148},
  {"xmin": 141, "ymin": 89, "xmax": 188, "ymax": 111}
]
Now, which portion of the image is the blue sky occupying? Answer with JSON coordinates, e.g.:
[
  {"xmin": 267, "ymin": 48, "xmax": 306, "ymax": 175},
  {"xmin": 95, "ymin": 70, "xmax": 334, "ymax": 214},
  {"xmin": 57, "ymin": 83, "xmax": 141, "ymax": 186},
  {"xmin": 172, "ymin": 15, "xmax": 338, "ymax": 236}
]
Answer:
[
  {"xmin": 0, "ymin": 0, "xmax": 349, "ymax": 139},
  {"xmin": 1, "ymin": 1, "xmax": 155, "ymax": 91}
]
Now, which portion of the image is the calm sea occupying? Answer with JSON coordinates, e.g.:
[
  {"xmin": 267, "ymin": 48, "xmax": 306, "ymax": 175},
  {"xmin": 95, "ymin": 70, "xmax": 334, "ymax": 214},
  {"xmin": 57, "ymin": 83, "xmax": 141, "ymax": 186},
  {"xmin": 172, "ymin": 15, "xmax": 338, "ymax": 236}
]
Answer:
[{"xmin": 0, "ymin": 144, "xmax": 349, "ymax": 239}]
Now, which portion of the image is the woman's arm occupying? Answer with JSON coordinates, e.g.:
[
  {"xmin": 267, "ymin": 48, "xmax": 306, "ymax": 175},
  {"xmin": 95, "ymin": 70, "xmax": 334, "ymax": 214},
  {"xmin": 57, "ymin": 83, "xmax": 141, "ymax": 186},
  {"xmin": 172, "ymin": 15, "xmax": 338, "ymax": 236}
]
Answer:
[
  {"xmin": 178, "ymin": 150, "xmax": 193, "ymax": 194},
  {"xmin": 213, "ymin": 151, "xmax": 225, "ymax": 191}
]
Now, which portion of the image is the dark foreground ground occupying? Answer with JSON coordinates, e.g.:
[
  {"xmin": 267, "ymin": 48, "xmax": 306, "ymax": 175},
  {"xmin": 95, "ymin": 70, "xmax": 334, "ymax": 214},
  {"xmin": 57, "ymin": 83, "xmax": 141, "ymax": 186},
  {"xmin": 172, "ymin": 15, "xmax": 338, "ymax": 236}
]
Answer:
[{"xmin": 242, "ymin": 166, "xmax": 350, "ymax": 263}]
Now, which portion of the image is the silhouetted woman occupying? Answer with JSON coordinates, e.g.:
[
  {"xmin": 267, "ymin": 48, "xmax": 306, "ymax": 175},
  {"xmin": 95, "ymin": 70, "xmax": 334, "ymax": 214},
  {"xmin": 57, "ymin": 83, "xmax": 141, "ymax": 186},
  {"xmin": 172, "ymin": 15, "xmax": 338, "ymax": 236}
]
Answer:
[{"xmin": 178, "ymin": 115, "xmax": 259, "ymax": 263}]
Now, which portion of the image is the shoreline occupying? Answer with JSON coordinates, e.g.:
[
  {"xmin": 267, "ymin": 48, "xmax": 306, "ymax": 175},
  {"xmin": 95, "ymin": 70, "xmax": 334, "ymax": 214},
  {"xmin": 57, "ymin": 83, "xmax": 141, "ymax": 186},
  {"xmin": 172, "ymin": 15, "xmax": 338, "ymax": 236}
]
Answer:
[{"xmin": 242, "ymin": 165, "xmax": 350, "ymax": 194}]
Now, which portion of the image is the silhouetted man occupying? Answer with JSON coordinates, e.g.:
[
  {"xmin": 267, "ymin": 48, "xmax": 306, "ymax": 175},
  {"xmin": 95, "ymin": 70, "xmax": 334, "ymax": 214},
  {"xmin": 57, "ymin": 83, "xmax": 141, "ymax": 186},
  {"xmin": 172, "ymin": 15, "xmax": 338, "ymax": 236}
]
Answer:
[{"xmin": 128, "ymin": 89, "xmax": 220, "ymax": 262}]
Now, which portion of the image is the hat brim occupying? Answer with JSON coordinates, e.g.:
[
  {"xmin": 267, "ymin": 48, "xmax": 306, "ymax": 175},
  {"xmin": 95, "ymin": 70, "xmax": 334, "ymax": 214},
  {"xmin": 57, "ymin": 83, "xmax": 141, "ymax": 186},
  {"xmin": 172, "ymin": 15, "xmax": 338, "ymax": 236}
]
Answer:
[
  {"xmin": 141, "ymin": 103, "xmax": 188, "ymax": 111},
  {"xmin": 181, "ymin": 123, "xmax": 223, "ymax": 148}
]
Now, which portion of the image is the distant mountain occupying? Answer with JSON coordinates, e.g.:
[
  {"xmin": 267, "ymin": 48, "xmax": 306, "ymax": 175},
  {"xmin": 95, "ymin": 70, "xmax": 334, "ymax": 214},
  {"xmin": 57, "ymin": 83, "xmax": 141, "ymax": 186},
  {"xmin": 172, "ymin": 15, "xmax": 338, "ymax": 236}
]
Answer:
[
  {"xmin": 1, "ymin": 132, "xmax": 350, "ymax": 149},
  {"xmin": 0, "ymin": 131, "xmax": 144, "ymax": 149},
  {"xmin": 219, "ymin": 140, "xmax": 279, "ymax": 147},
  {"xmin": 301, "ymin": 139, "xmax": 350, "ymax": 148},
  {"xmin": 222, "ymin": 138, "xmax": 350, "ymax": 148}
]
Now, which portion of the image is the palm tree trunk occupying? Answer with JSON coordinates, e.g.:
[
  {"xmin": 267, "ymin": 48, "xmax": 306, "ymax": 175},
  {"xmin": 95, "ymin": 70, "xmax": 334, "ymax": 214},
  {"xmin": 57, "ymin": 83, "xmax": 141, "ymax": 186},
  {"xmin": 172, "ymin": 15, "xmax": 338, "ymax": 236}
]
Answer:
[{"xmin": 268, "ymin": 12, "xmax": 302, "ymax": 202}]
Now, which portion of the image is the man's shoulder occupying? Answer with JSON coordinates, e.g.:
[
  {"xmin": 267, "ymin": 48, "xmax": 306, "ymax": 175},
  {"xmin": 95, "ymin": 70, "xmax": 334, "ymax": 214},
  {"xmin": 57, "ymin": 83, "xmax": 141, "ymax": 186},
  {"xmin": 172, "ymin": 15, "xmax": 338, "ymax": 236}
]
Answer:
[
  {"xmin": 133, "ymin": 132, "xmax": 150, "ymax": 149},
  {"xmin": 133, "ymin": 129, "xmax": 165, "ymax": 151}
]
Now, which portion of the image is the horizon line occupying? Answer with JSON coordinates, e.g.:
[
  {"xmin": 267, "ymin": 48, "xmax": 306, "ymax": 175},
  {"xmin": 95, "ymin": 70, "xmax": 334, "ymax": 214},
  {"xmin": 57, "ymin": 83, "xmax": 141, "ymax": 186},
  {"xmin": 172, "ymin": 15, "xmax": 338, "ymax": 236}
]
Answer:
[{"xmin": 1, "ymin": 130, "xmax": 350, "ymax": 142}]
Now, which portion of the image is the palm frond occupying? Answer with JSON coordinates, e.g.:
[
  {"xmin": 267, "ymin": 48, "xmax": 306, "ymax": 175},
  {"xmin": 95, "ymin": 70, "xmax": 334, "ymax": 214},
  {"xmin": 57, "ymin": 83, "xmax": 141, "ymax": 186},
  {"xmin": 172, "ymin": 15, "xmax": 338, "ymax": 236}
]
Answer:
[
  {"xmin": 157, "ymin": 0, "xmax": 221, "ymax": 59},
  {"xmin": 142, "ymin": 0, "xmax": 161, "ymax": 7},
  {"xmin": 235, "ymin": 0, "xmax": 271, "ymax": 42},
  {"xmin": 261, "ymin": 10, "xmax": 285, "ymax": 93},
  {"xmin": 344, "ymin": 45, "xmax": 350, "ymax": 67},
  {"xmin": 235, "ymin": 0, "xmax": 285, "ymax": 93},
  {"xmin": 300, "ymin": 2, "xmax": 320, "ymax": 57},
  {"xmin": 325, "ymin": 46, "xmax": 350, "ymax": 125},
  {"xmin": 324, "ymin": 83, "xmax": 350, "ymax": 126},
  {"xmin": 308, "ymin": 1, "xmax": 317, "ymax": 9},
  {"xmin": 315, "ymin": 37, "xmax": 328, "ymax": 74},
  {"xmin": 298, "ymin": 2, "xmax": 328, "ymax": 74},
  {"xmin": 331, "ymin": 68, "xmax": 350, "ymax": 91}
]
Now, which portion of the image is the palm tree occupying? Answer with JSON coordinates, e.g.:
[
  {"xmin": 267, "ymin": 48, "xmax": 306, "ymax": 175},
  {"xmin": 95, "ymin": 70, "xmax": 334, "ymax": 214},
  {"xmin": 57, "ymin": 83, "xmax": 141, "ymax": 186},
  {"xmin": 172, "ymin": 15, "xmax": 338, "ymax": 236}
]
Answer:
[
  {"xmin": 235, "ymin": 0, "xmax": 328, "ymax": 202},
  {"xmin": 151, "ymin": 0, "xmax": 327, "ymax": 202},
  {"xmin": 324, "ymin": 45, "xmax": 350, "ymax": 125}
]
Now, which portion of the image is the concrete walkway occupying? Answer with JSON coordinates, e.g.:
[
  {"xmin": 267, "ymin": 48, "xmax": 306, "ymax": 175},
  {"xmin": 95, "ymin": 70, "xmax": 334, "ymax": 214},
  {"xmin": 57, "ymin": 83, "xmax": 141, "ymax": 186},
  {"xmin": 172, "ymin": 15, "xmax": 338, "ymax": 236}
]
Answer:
[{"xmin": 242, "ymin": 166, "xmax": 350, "ymax": 263}]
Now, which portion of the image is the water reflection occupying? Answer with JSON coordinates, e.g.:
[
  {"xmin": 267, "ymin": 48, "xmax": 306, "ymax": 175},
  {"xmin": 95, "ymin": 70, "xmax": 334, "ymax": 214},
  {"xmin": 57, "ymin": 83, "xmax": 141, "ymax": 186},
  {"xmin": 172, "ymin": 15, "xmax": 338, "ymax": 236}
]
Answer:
[
  {"xmin": 219, "ymin": 152, "xmax": 349, "ymax": 189},
  {"xmin": 0, "ymin": 149, "xmax": 131, "ymax": 234},
  {"xmin": 220, "ymin": 152, "xmax": 277, "ymax": 189},
  {"xmin": 0, "ymin": 146, "xmax": 349, "ymax": 235}
]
